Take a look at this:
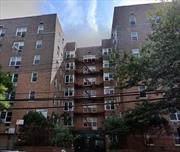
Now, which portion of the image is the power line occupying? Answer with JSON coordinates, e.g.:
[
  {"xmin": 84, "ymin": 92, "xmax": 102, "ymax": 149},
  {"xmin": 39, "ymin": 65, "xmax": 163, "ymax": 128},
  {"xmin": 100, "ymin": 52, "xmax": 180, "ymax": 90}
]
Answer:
[{"xmin": 8, "ymin": 97, "xmax": 167, "ymax": 110}]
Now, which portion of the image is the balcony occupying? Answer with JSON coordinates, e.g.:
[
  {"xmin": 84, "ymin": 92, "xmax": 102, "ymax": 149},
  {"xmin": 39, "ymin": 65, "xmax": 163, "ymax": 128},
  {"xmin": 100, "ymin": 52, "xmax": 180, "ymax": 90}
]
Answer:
[{"xmin": 74, "ymin": 82, "xmax": 104, "ymax": 88}]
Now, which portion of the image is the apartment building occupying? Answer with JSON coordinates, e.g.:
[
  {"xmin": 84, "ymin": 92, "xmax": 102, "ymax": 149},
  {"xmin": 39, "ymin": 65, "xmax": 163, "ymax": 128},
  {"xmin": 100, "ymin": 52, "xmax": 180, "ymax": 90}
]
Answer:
[
  {"xmin": 0, "ymin": 14, "xmax": 64, "ymax": 148},
  {"xmin": 63, "ymin": 40, "xmax": 122, "ymax": 151},
  {"xmin": 111, "ymin": 3, "xmax": 180, "ymax": 151}
]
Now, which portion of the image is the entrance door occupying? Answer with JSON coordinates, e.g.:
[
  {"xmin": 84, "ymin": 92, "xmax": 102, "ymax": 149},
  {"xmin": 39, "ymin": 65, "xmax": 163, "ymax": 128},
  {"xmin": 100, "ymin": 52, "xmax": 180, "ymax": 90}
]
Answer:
[{"xmin": 74, "ymin": 134, "xmax": 105, "ymax": 152}]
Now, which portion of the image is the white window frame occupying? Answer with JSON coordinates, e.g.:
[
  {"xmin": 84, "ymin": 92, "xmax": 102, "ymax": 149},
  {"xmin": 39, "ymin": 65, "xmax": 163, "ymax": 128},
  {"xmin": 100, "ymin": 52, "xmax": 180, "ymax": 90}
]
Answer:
[
  {"xmin": 16, "ymin": 27, "xmax": 27, "ymax": 37},
  {"xmin": 31, "ymin": 72, "xmax": 38, "ymax": 82},
  {"xmin": 29, "ymin": 91, "xmax": 35, "ymax": 100},
  {"xmin": 83, "ymin": 78, "xmax": 96, "ymax": 86},
  {"xmin": 36, "ymin": 40, "xmax": 42, "ymax": 49},
  {"xmin": 36, "ymin": 109, "xmax": 48, "ymax": 118},
  {"xmin": 33, "ymin": 55, "xmax": 40, "ymax": 65},
  {"xmin": 170, "ymin": 112, "xmax": 180, "ymax": 122},
  {"xmin": 64, "ymin": 101, "xmax": 74, "ymax": 111},
  {"xmin": 64, "ymin": 116, "xmax": 73, "ymax": 127},
  {"xmin": 0, "ymin": 28, "xmax": 5, "ymax": 37},
  {"xmin": 102, "ymin": 48, "xmax": 112, "ymax": 55},
  {"xmin": 138, "ymin": 85, "xmax": 147, "ymax": 98},
  {"xmin": 132, "ymin": 48, "xmax": 140, "ymax": 57},
  {"xmin": 65, "ymin": 51, "xmax": 75, "ymax": 59},
  {"xmin": 0, "ymin": 111, "xmax": 12, "ymax": 123},
  {"xmin": 83, "ymin": 117, "xmax": 97, "ymax": 130},
  {"xmin": 105, "ymin": 100, "xmax": 115, "ymax": 110},
  {"xmin": 9, "ymin": 56, "xmax": 22, "ymax": 66},
  {"xmin": 104, "ymin": 86, "xmax": 114, "ymax": 95},
  {"xmin": 65, "ymin": 75, "xmax": 74, "ymax": 83},
  {"xmin": 174, "ymin": 132, "xmax": 180, "ymax": 146},
  {"xmin": 83, "ymin": 105, "xmax": 97, "ymax": 113},
  {"xmin": 64, "ymin": 88, "xmax": 74, "ymax": 97},
  {"xmin": 103, "ymin": 73, "xmax": 113, "ymax": 81},
  {"xmin": 65, "ymin": 62, "xmax": 75, "ymax": 70},
  {"xmin": 83, "ymin": 66, "xmax": 96, "ymax": 73},
  {"xmin": 131, "ymin": 32, "xmax": 138, "ymax": 41},
  {"xmin": 84, "ymin": 90, "xmax": 96, "ymax": 97},
  {"xmin": 37, "ymin": 24, "xmax": 44, "ymax": 34},
  {"xmin": 103, "ymin": 60, "xmax": 110, "ymax": 68},
  {"xmin": 129, "ymin": 14, "xmax": 136, "ymax": 25},
  {"xmin": 83, "ymin": 55, "xmax": 96, "ymax": 62},
  {"xmin": 12, "ymin": 42, "xmax": 24, "ymax": 51},
  {"xmin": 11, "ymin": 73, "xmax": 18, "ymax": 83}
]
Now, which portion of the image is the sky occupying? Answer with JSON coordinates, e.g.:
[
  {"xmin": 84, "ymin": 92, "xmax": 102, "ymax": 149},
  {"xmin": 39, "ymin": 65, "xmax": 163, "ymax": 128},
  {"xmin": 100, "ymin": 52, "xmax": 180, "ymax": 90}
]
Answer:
[{"xmin": 0, "ymin": 0, "xmax": 162, "ymax": 47}]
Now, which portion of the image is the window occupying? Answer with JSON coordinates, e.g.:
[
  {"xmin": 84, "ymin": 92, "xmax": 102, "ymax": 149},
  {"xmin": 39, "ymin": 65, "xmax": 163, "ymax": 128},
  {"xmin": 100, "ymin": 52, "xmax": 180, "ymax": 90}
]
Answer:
[
  {"xmin": 103, "ymin": 60, "xmax": 112, "ymax": 68},
  {"xmin": 155, "ymin": 16, "xmax": 161, "ymax": 24},
  {"xmin": 104, "ymin": 73, "xmax": 113, "ymax": 81},
  {"xmin": 83, "ymin": 55, "xmax": 96, "ymax": 63},
  {"xmin": 0, "ymin": 28, "xmax": 5, "ymax": 38},
  {"xmin": 139, "ymin": 85, "xmax": 147, "ymax": 97},
  {"xmin": 83, "ymin": 105, "xmax": 96, "ymax": 113},
  {"xmin": 83, "ymin": 117, "xmax": 97, "ymax": 130},
  {"xmin": 33, "ymin": 55, "xmax": 40, "ymax": 65},
  {"xmin": 64, "ymin": 116, "xmax": 73, "ymax": 127},
  {"xmin": 104, "ymin": 87, "xmax": 114, "ymax": 95},
  {"xmin": 12, "ymin": 42, "xmax": 24, "ymax": 51},
  {"xmin": 144, "ymin": 135, "xmax": 154, "ymax": 146},
  {"xmin": 102, "ymin": 48, "xmax": 112, "ymax": 55},
  {"xmin": 65, "ymin": 62, "xmax": 75, "ymax": 70},
  {"xmin": 11, "ymin": 73, "xmax": 18, "ymax": 83},
  {"xmin": 83, "ymin": 78, "xmax": 96, "ymax": 86},
  {"xmin": 29, "ymin": 91, "xmax": 35, "ymax": 100},
  {"xmin": 8, "ymin": 91, "xmax": 16, "ymax": 101},
  {"xmin": 129, "ymin": 14, "xmax": 136, "ymax": 25},
  {"xmin": 0, "ymin": 111, "xmax": 12, "ymax": 123},
  {"xmin": 105, "ymin": 100, "xmax": 115, "ymax": 110},
  {"xmin": 36, "ymin": 109, "xmax": 48, "ymax": 118},
  {"xmin": 65, "ymin": 75, "xmax": 74, "ymax": 83},
  {"xmin": 9, "ymin": 57, "xmax": 22, "ymax": 66},
  {"xmin": 65, "ymin": 51, "xmax": 75, "ymax": 59},
  {"xmin": 37, "ymin": 24, "xmax": 44, "ymax": 34},
  {"xmin": 83, "ymin": 66, "xmax": 96, "ymax": 74},
  {"xmin": 174, "ymin": 128, "xmax": 180, "ymax": 146},
  {"xmin": 16, "ymin": 27, "xmax": 27, "ymax": 37},
  {"xmin": 31, "ymin": 72, "xmax": 38, "ymax": 82},
  {"xmin": 64, "ymin": 101, "xmax": 74, "ymax": 111},
  {"xmin": 131, "ymin": 32, "xmax": 138, "ymax": 41},
  {"xmin": 132, "ymin": 49, "xmax": 140, "ymax": 57},
  {"xmin": 36, "ymin": 40, "xmax": 42, "ymax": 49},
  {"xmin": 170, "ymin": 112, "xmax": 180, "ymax": 121},
  {"xmin": 84, "ymin": 90, "xmax": 96, "ymax": 97},
  {"xmin": 64, "ymin": 88, "xmax": 74, "ymax": 97}
]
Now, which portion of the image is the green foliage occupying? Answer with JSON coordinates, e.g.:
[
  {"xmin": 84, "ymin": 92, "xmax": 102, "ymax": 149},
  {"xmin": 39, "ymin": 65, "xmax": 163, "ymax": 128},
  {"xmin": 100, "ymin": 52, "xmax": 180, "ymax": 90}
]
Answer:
[
  {"xmin": 103, "ymin": 116, "xmax": 129, "ymax": 149},
  {"xmin": 17, "ymin": 112, "xmax": 53, "ymax": 146},
  {"xmin": 0, "ymin": 67, "xmax": 13, "ymax": 110},
  {"xmin": 123, "ymin": 102, "xmax": 169, "ymax": 133},
  {"xmin": 51, "ymin": 125, "xmax": 73, "ymax": 148},
  {"xmin": 114, "ymin": 1, "xmax": 180, "ymax": 99},
  {"xmin": 17, "ymin": 112, "xmax": 73, "ymax": 148},
  {"xmin": 103, "ymin": 102, "xmax": 169, "ymax": 149}
]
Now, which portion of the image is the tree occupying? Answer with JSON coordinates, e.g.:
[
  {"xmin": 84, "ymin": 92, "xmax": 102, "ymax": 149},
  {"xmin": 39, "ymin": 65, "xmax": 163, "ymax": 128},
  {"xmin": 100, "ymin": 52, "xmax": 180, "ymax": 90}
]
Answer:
[
  {"xmin": 114, "ymin": 1, "xmax": 180, "ymax": 108},
  {"xmin": 17, "ymin": 111, "xmax": 53, "ymax": 146},
  {"xmin": 51, "ymin": 125, "xmax": 73, "ymax": 148},
  {"xmin": 103, "ymin": 116, "xmax": 129, "ymax": 149},
  {"xmin": 0, "ymin": 67, "xmax": 13, "ymax": 110},
  {"xmin": 103, "ymin": 103, "xmax": 169, "ymax": 150}
]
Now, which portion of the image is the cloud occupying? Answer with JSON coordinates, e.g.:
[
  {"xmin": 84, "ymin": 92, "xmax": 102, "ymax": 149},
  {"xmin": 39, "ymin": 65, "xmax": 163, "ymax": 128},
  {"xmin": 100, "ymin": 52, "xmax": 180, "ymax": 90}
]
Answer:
[
  {"xmin": 0, "ymin": 0, "xmax": 43, "ymax": 19},
  {"xmin": 62, "ymin": 0, "xmax": 84, "ymax": 27},
  {"xmin": 87, "ymin": 0, "xmax": 98, "ymax": 31}
]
